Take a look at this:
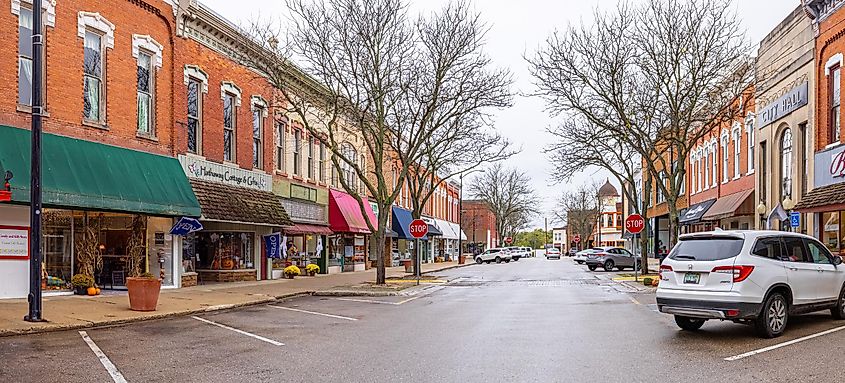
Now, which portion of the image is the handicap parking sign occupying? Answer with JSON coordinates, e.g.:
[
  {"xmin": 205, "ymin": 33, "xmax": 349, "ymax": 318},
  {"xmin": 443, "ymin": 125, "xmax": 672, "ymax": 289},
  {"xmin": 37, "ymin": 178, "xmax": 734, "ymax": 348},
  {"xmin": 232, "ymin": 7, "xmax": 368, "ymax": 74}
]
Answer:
[{"xmin": 790, "ymin": 212, "xmax": 800, "ymax": 228}]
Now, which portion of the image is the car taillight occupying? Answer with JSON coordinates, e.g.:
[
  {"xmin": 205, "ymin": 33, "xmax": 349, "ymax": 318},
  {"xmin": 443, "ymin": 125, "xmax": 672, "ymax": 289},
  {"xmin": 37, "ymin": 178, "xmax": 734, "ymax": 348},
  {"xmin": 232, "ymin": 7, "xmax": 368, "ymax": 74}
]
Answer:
[
  {"xmin": 659, "ymin": 265, "xmax": 672, "ymax": 279},
  {"xmin": 712, "ymin": 265, "xmax": 754, "ymax": 282}
]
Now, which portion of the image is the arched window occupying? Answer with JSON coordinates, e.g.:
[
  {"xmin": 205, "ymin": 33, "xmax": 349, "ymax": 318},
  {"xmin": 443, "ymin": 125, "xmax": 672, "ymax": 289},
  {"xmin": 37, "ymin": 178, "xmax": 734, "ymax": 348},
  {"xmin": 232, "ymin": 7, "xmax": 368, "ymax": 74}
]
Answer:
[
  {"xmin": 780, "ymin": 128, "xmax": 793, "ymax": 201},
  {"xmin": 340, "ymin": 142, "xmax": 358, "ymax": 191}
]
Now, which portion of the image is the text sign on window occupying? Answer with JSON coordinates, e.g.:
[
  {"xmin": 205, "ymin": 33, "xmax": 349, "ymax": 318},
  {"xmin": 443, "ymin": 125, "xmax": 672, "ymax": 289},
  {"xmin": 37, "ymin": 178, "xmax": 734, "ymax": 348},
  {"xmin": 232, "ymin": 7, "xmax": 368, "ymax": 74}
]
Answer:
[
  {"xmin": 290, "ymin": 184, "xmax": 317, "ymax": 202},
  {"xmin": 0, "ymin": 226, "xmax": 29, "ymax": 260}
]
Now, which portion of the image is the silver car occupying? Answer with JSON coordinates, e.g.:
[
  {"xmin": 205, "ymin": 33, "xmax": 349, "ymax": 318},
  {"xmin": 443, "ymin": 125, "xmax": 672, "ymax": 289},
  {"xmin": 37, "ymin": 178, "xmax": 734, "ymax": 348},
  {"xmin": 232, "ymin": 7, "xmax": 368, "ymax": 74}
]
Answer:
[
  {"xmin": 584, "ymin": 246, "xmax": 641, "ymax": 271},
  {"xmin": 573, "ymin": 248, "xmax": 598, "ymax": 264}
]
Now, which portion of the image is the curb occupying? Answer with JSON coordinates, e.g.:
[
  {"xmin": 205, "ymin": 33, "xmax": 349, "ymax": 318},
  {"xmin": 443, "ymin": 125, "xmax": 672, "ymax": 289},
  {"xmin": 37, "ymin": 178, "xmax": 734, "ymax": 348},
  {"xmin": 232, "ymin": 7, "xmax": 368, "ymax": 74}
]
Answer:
[
  {"xmin": 312, "ymin": 290, "xmax": 401, "ymax": 297},
  {"xmin": 0, "ymin": 292, "xmax": 312, "ymax": 338}
]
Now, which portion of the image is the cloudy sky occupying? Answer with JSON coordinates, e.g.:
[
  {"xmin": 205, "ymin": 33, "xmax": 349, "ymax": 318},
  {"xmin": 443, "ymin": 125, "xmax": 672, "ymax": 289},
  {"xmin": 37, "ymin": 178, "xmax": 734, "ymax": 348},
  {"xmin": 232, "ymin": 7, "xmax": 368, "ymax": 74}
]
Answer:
[{"xmin": 202, "ymin": 0, "xmax": 800, "ymax": 229}]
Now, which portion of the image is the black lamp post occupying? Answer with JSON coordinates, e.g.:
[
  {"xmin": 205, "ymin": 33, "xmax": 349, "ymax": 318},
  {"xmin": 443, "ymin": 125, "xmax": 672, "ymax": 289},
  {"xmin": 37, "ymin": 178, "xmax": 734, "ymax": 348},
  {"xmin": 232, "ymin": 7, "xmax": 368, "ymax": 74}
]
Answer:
[{"xmin": 25, "ymin": 0, "xmax": 45, "ymax": 323}]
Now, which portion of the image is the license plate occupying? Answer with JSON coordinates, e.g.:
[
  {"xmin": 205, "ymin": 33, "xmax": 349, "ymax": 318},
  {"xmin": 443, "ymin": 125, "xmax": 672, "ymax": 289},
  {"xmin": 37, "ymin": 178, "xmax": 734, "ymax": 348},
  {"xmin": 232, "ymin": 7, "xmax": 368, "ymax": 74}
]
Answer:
[{"xmin": 683, "ymin": 273, "xmax": 700, "ymax": 284}]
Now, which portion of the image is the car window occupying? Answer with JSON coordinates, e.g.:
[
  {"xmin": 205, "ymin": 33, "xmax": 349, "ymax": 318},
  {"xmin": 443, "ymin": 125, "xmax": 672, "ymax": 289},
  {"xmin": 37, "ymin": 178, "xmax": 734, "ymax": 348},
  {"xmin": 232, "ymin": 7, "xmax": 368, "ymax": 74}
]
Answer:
[
  {"xmin": 806, "ymin": 239, "xmax": 832, "ymax": 265},
  {"xmin": 782, "ymin": 237, "xmax": 810, "ymax": 263},
  {"xmin": 751, "ymin": 238, "xmax": 784, "ymax": 260},
  {"xmin": 668, "ymin": 237, "xmax": 743, "ymax": 261},
  {"xmin": 619, "ymin": 249, "xmax": 633, "ymax": 257}
]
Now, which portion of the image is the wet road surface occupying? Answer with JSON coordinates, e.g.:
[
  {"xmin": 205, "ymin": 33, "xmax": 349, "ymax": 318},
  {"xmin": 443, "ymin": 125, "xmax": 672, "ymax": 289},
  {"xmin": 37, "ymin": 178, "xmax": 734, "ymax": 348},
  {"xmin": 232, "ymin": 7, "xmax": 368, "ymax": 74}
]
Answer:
[{"xmin": 2, "ymin": 257, "xmax": 845, "ymax": 382}]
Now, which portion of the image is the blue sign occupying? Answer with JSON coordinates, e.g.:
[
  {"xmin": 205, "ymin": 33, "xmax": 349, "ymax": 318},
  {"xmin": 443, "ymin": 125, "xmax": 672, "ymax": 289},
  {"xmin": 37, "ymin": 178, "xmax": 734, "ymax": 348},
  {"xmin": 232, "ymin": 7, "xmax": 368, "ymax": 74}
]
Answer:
[
  {"xmin": 265, "ymin": 233, "xmax": 282, "ymax": 259},
  {"xmin": 790, "ymin": 212, "xmax": 800, "ymax": 228},
  {"xmin": 169, "ymin": 217, "xmax": 203, "ymax": 236}
]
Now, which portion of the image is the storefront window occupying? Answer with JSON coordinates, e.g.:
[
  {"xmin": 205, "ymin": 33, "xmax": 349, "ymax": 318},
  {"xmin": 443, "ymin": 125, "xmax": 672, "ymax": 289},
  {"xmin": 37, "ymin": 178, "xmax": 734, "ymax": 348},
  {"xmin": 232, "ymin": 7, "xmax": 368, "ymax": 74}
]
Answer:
[
  {"xmin": 42, "ymin": 209, "xmax": 74, "ymax": 291},
  {"xmin": 822, "ymin": 212, "xmax": 841, "ymax": 256},
  {"xmin": 192, "ymin": 232, "xmax": 255, "ymax": 270}
]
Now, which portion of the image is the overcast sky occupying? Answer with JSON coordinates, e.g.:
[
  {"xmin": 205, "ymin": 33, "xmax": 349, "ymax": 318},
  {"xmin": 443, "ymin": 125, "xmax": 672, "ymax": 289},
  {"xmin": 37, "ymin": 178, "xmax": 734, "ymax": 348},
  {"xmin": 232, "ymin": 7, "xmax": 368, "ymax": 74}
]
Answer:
[{"xmin": 202, "ymin": 0, "xmax": 800, "ymax": 229}]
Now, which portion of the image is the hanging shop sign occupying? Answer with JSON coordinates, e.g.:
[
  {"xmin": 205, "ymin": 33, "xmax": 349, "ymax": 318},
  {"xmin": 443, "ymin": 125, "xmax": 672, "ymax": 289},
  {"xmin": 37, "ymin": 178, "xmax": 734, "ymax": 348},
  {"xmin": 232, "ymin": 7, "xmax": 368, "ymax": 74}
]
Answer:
[
  {"xmin": 0, "ymin": 226, "xmax": 29, "ymax": 260},
  {"xmin": 179, "ymin": 155, "xmax": 271, "ymax": 192},
  {"xmin": 758, "ymin": 82, "xmax": 808, "ymax": 127},
  {"xmin": 169, "ymin": 217, "xmax": 204, "ymax": 236},
  {"xmin": 814, "ymin": 144, "xmax": 845, "ymax": 188},
  {"xmin": 264, "ymin": 232, "xmax": 283, "ymax": 259}
]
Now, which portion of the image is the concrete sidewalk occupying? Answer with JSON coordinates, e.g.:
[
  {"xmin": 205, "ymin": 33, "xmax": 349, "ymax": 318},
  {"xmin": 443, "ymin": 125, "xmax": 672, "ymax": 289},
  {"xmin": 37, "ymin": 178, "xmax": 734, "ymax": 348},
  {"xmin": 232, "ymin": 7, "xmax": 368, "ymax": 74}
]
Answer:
[{"xmin": 0, "ymin": 261, "xmax": 470, "ymax": 336}]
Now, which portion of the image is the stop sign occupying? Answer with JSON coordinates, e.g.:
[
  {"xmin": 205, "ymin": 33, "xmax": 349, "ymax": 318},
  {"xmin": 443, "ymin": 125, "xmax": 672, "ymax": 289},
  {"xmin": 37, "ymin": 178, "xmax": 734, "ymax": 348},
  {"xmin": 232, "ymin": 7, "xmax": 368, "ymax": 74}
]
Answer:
[
  {"xmin": 573, "ymin": 234, "xmax": 581, "ymax": 243},
  {"xmin": 504, "ymin": 236, "xmax": 513, "ymax": 244},
  {"xmin": 625, "ymin": 214, "xmax": 645, "ymax": 234},
  {"xmin": 409, "ymin": 219, "xmax": 428, "ymax": 239}
]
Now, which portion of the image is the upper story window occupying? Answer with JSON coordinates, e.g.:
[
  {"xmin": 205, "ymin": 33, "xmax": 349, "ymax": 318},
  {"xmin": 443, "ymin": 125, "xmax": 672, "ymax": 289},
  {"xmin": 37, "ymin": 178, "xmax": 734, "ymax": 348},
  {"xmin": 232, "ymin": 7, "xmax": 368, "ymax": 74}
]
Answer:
[
  {"xmin": 250, "ymin": 96, "xmax": 267, "ymax": 170},
  {"xmin": 220, "ymin": 81, "xmax": 241, "ymax": 163},
  {"xmin": 721, "ymin": 132, "xmax": 730, "ymax": 183},
  {"xmin": 132, "ymin": 35, "xmax": 163, "ymax": 137},
  {"xmin": 78, "ymin": 12, "xmax": 114, "ymax": 125},
  {"xmin": 276, "ymin": 120, "xmax": 286, "ymax": 172},
  {"xmin": 293, "ymin": 129, "xmax": 302, "ymax": 176},
  {"xmin": 746, "ymin": 115, "xmax": 755, "ymax": 174},
  {"xmin": 711, "ymin": 142, "xmax": 718, "ymax": 188},
  {"xmin": 223, "ymin": 93, "xmax": 236, "ymax": 162},
  {"xmin": 136, "ymin": 52, "xmax": 154, "ymax": 135},
  {"xmin": 831, "ymin": 64, "xmax": 841, "ymax": 145},
  {"xmin": 781, "ymin": 128, "xmax": 793, "ymax": 201},
  {"xmin": 307, "ymin": 138, "xmax": 314, "ymax": 179},
  {"xmin": 17, "ymin": 5, "xmax": 43, "ymax": 108},
  {"xmin": 732, "ymin": 127, "xmax": 741, "ymax": 179},
  {"xmin": 319, "ymin": 142, "xmax": 326, "ymax": 183},
  {"xmin": 703, "ymin": 147, "xmax": 710, "ymax": 188},
  {"xmin": 184, "ymin": 65, "xmax": 208, "ymax": 155},
  {"xmin": 341, "ymin": 142, "xmax": 358, "ymax": 191}
]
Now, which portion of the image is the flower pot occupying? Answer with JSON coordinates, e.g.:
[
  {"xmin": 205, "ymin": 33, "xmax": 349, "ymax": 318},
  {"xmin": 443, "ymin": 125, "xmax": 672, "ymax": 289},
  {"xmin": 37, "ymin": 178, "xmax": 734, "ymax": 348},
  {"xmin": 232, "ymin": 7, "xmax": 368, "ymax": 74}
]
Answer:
[
  {"xmin": 73, "ymin": 286, "xmax": 88, "ymax": 295},
  {"xmin": 402, "ymin": 259, "xmax": 413, "ymax": 273},
  {"xmin": 458, "ymin": 255, "xmax": 466, "ymax": 265},
  {"xmin": 285, "ymin": 274, "xmax": 295, "ymax": 279},
  {"xmin": 126, "ymin": 277, "xmax": 162, "ymax": 311},
  {"xmin": 308, "ymin": 271, "xmax": 316, "ymax": 277}
]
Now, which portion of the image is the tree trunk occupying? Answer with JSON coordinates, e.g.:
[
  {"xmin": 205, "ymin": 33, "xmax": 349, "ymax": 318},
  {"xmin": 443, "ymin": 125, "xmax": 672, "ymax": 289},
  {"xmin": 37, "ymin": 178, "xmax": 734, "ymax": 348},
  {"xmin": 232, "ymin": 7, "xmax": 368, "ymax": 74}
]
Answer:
[
  {"xmin": 666, "ymin": 198, "xmax": 680, "ymax": 252},
  {"xmin": 371, "ymin": 207, "xmax": 392, "ymax": 285},
  {"xmin": 640, "ymin": 179, "xmax": 652, "ymax": 274}
]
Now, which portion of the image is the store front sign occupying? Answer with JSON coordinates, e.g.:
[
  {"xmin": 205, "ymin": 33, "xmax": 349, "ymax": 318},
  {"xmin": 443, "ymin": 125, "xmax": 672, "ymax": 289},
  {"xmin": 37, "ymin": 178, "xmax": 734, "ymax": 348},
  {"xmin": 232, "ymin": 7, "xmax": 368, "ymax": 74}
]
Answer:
[
  {"xmin": 179, "ymin": 155, "xmax": 271, "ymax": 192},
  {"xmin": 281, "ymin": 198, "xmax": 327, "ymax": 224},
  {"xmin": 0, "ymin": 226, "xmax": 29, "ymax": 260},
  {"xmin": 759, "ymin": 82, "xmax": 808, "ymax": 127},
  {"xmin": 264, "ymin": 233, "xmax": 283, "ymax": 259},
  {"xmin": 290, "ymin": 184, "xmax": 317, "ymax": 202},
  {"xmin": 814, "ymin": 144, "xmax": 845, "ymax": 188}
]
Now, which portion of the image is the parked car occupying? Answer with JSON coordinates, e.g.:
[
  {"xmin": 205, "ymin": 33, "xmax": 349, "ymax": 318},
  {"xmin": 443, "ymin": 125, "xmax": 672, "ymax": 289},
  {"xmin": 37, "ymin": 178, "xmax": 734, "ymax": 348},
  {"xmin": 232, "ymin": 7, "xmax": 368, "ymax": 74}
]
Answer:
[
  {"xmin": 545, "ymin": 248, "xmax": 562, "ymax": 260},
  {"xmin": 474, "ymin": 248, "xmax": 511, "ymax": 264},
  {"xmin": 656, "ymin": 231, "xmax": 845, "ymax": 338},
  {"xmin": 568, "ymin": 248, "xmax": 578, "ymax": 257},
  {"xmin": 585, "ymin": 247, "xmax": 641, "ymax": 271},
  {"xmin": 522, "ymin": 247, "xmax": 534, "ymax": 257},
  {"xmin": 505, "ymin": 246, "xmax": 529, "ymax": 261},
  {"xmin": 573, "ymin": 248, "xmax": 598, "ymax": 264}
]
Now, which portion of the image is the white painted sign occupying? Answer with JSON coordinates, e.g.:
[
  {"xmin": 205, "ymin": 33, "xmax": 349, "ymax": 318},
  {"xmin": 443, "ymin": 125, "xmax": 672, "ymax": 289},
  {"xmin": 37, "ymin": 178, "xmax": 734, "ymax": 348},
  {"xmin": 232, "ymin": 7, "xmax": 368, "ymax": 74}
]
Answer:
[
  {"xmin": 758, "ymin": 82, "xmax": 809, "ymax": 127},
  {"xmin": 814, "ymin": 144, "xmax": 845, "ymax": 188},
  {"xmin": 179, "ymin": 155, "xmax": 271, "ymax": 192},
  {"xmin": 0, "ymin": 227, "xmax": 29, "ymax": 259}
]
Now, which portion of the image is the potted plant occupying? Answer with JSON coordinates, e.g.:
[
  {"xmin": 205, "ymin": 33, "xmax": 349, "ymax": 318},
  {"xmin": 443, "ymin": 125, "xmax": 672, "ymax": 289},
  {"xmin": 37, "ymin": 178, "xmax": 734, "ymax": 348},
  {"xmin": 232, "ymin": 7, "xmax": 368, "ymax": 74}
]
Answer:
[
  {"xmin": 283, "ymin": 265, "xmax": 301, "ymax": 279},
  {"xmin": 124, "ymin": 216, "xmax": 161, "ymax": 311},
  {"xmin": 71, "ymin": 274, "xmax": 94, "ymax": 295},
  {"xmin": 305, "ymin": 264, "xmax": 320, "ymax": 276}
]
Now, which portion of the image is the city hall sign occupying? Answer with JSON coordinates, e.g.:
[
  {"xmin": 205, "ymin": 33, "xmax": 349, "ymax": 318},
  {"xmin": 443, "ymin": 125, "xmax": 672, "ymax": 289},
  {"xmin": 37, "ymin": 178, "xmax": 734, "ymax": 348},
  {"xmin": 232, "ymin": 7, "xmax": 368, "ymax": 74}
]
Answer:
[
  {"xmin": 758, "ymin": 82, "xmax": 808, "ymax": 127},
  {"xmin": 179, "ymin": 155, "xmax": 272, "ymax": 192}
]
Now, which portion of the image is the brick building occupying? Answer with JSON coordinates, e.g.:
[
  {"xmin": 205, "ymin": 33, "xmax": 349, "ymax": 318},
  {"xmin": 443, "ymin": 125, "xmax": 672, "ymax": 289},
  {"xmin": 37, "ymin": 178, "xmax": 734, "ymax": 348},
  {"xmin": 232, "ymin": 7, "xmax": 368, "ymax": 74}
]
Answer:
[{"xmin": 461, "ymin": 199, "xmax": 498, "ymax": 253}]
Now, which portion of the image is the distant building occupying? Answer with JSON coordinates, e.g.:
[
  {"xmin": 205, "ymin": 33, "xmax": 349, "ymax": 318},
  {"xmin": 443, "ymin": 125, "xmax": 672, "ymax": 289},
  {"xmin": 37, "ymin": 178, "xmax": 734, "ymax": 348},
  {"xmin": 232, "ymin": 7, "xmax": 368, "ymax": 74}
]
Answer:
[
  {"xmin": 552, "ymin": 227, "xmax": 568, "ymax": 251},
  {"xmin": 594, "ymin": 180, "xmax": 624, "ymax": 248},
  {"xmin": 461, "ymin": 200, "xmax": 498, "ymax": 252}
]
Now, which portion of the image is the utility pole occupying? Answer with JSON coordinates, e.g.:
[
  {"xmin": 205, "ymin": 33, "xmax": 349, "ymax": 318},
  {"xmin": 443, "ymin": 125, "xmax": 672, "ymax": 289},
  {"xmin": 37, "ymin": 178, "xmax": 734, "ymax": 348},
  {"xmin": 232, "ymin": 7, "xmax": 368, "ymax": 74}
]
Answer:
[
  {"xmin": 25, "ymin": 0, "xmax": 45, "ymax": 322},
  {"xmin": 458, "ymin": 174, "xmax": 464, "ymax": 261},
  {"xmin": 544, "ymin": 217, "xmax": 548, "ymax": 248}
]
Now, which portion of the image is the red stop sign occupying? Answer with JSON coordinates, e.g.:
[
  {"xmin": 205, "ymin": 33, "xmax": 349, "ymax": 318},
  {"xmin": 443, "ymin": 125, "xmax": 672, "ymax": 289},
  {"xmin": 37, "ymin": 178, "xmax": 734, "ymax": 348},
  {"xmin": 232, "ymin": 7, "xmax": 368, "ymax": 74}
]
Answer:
[
  {"xmin": 625, "ymin": 214, "xmax": 645, "ymax": 234},
  {"xmin": 573, "ymin": 234, "xmax": 581, "ymax": 243},
  {"xmin": 504, "ymin": 236, "xmax": 513, "ymax": 244},
  {"xmin": 409, "ymin": 219, "xmax": 428, "ymax": 238}
]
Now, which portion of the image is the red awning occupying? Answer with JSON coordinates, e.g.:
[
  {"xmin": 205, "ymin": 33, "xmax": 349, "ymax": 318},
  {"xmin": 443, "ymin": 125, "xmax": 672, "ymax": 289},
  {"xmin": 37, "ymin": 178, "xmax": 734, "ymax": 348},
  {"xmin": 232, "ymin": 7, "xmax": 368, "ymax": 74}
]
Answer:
[
  {"xmin": 283, "ymin": 223, "xmax": 333, "ymax": 236},
  {"xmin": 328, "ymin": 189, "xmax": 377, "ymax": 234}
]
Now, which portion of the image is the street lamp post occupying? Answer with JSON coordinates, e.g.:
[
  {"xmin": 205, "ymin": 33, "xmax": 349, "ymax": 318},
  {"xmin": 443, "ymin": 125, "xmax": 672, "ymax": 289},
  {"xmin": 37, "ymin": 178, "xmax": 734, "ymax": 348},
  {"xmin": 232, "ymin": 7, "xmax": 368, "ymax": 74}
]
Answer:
[
  {"xmin": 783, "ymin": 197, "xmax": 795, "ymax": 232},
  {"xmin": 25, "ymin": 0, "xmax": 45, "ymax": 323},
  {"xmin": 756, "ymin": 202, "xmax": 767, "ymax": 230}
]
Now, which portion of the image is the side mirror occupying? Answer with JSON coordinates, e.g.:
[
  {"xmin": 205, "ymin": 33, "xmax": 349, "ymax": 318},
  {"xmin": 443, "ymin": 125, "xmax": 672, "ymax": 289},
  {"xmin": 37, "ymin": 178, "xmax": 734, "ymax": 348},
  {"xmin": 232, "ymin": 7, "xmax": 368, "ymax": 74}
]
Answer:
[{"xmin": 834, "ymin": 257, "xmax": 843, "ymax": 266}]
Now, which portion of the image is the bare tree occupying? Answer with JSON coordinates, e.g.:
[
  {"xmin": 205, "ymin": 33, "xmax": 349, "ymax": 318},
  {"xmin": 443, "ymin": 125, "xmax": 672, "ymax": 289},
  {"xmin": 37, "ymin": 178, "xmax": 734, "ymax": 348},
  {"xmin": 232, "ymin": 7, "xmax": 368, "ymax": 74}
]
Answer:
[
  {"xmin": 468, "ymin": 164, "xmax": 540, "ymax": 241},
  {"xmin": 237, "ymin": 0, "xmax": 510, "ymax": 284},
  {"xmin": 555, "ymin": 183, "xmax": 600, "ymax": 251},
  {"xmin": 529, "ymin": 0, "xmax": 751, "ymax": 252}
]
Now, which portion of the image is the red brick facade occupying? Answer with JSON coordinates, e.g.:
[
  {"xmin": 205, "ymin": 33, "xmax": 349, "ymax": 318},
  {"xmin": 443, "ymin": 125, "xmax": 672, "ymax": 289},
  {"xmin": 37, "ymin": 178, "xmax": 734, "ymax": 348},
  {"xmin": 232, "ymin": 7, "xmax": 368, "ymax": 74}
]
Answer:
[
  {"xmin": 812, "ymin": 1, "xmax": 845, "ymax": 150},
  {"xmin": 461, "ymin": 199, "xmax": 497, "ymax": 247}
]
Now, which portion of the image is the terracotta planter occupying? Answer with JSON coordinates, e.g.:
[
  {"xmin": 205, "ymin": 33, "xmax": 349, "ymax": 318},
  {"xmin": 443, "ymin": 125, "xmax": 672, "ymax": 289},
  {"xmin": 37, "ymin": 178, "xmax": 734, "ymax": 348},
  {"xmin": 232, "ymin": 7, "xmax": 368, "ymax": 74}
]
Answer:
[
  {"xmin": 126, "ymin": 277, "xmax": 161, "ymax": 311},
  {"xmin": 308, "ymin": 271, "xmax": 316, "ymax": 277},
  {"xmin": 458, "ymin": 255, "xmax": 466, "ymax": 265},
  {"xmin": 73, "ymin": 286, "xmax": 88, "ymax": 295},
  {"xmin": 402, "ymin": 260, "xmax": 413, "ymax": 273}
]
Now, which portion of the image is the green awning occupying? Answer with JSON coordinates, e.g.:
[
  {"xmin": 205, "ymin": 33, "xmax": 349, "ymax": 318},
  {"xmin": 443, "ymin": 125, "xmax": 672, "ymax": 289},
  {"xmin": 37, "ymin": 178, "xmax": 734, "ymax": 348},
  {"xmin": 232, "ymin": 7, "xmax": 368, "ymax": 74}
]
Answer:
[{"xmin": 0, "ymin": 125, "xmax": 201, "ymax": 217}]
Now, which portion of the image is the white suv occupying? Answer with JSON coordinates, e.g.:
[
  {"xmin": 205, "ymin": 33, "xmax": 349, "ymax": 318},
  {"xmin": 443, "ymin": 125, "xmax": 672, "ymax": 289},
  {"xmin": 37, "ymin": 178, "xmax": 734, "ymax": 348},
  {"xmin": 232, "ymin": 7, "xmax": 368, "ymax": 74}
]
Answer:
[
  {"xmin": 474, "ymin": 248, "xmax": 511, "ymax": 264},
  {"xmin": 657, "ymin": 231, "xmax": 845, "ymax": 338}
]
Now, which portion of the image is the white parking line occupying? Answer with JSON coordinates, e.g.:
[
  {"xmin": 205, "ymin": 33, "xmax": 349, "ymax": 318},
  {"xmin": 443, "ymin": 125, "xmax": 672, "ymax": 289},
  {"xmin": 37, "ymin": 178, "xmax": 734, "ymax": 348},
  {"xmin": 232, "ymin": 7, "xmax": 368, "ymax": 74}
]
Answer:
[
  {"xmin": 332, "ymin": 297, "xmax": 400, "ymax": 305},
  {"xmin": 268, "ymin": 305, "xmax": 358, "ymax": 321},
  {"xmin": 724, "ymin": 324, "xmax": 845, "ymax": 361},
  {"xmin": 78, "ymin": 331, "xmax": 128, "ymax": 383},
  {"xmin": 191, "ymin": 316, "xmax": 284, "ymax": 346}
]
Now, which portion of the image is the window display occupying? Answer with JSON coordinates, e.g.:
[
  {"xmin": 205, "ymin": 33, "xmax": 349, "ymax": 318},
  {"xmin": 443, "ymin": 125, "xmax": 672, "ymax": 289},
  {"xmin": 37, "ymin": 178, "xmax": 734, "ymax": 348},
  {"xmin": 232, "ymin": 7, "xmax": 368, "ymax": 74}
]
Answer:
[
  {"xmin": 192, "ymin": 232, "xmax": 255, "ymax": 270},
  {"xmin": 822, "ymin": 211, "xmax": 845, "ymax": 257}
]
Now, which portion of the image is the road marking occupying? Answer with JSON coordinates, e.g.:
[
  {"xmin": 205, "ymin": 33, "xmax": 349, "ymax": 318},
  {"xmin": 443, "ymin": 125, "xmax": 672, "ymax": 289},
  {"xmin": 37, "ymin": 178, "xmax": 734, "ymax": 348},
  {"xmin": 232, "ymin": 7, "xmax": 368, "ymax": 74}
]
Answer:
[
  {"xmin": 724, "ymin": 324, "xmax": 845, "ymax": 361},
  {"xmin": 332, "ymin": 297, "xmax": 400, "ymax": 305},
  {"xmin": 628, "ymin": 296, "xmax": 641, "ymax": 305},
  {"xmin": 191, "ymin": 316, "xmax": 284, "ymax": 346},
  {"xmin": 78, "ymin": 331, "xmax": 128, "ymax": 383},
  {"xmin": 269, "ymin": 305, "xmax": 358, "ymax": 321}
]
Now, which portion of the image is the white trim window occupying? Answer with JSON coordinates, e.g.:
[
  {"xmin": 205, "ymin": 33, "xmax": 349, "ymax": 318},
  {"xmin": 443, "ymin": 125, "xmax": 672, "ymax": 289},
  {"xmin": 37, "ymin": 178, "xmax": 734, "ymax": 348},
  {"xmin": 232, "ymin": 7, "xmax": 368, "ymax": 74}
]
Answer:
[
  {"xmin": 133, "ymin": 35, "xmax": 163, "ymax": 137},
  {"xmin": 293, "ymin": 129, "xmax": 302, "ymax": 176},
  {"xmin": 307, "ymin": 138, "xmax": 314, "ymax": 179},
  {"xmin": 250, "ymin": 96, "xmax": 268, "ymax": 170},
  {"xmin": 711, "ymin": 141, "xmax": 718, "ymax": 188},
  {"xmin": 186, "ymin": 77, "xmax": 203, "ymax": 154},
  {"xmin": 746, "ymin": 114, "xmax": 755, "ymax": 174},
  {"xmin": 732, "ymin": 123, "xmax": 741, "ymax": 179},
  {"xmin": 16, "ymin": 2, "xmax": 49, "ymax": 108},
  {"xmin": 275, "ymin": 120, "xmax": 286, "ymax": 172},
  {"xmin": 721, "ymin": 131, "xmax": 730, "ymax": 183},
  {"xmin": 78, "ymin": 12, "xmax": 114, "ymax": 125},
  {"xmin": 222, "ymin": 92, "xmax": 237, "ymax": 162},
  {"xmin": 703, "ymin": 146, "xmax": 710, "ymax": 189},
  {"xmin": 319, "ymin": 141, "xmax": 326, "ymax": 183}
]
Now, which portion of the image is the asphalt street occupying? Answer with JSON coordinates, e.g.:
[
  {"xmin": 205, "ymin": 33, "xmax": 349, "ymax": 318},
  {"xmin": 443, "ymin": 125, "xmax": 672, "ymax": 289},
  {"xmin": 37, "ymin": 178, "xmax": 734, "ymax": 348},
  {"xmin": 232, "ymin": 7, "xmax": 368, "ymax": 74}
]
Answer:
[{"xmin": 3, "ymin": 256, "xmax": 845, "ymax": 382}]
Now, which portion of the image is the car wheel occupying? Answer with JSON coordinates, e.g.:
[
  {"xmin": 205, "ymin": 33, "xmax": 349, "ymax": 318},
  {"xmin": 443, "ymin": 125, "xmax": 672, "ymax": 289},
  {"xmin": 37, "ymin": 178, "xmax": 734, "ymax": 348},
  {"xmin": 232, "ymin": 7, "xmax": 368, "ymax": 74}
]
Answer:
[
  {"xmin": 832, "ymin": 285, "xmax": 845, "ymax": 320},
  {"xmin": 505, "ymin": 259, "xmax": 511, "ymax": 263},
  {"xmin": 576, "ymin": 260, "xmax": 584, "ymax": 264},
  {"xmin": 514, "ymin": 257, "xmax": 520, "ymax": 261},
  {"xmin": 475, "ymin": 257, "xmax": 483, "ymax": 265},
  {"xmin": 616, "ymin": 267, "xmax": 626, "ymax": 271},
  {"xmin": 674, "ymin": 315, "xmax": 706, "ymax": 331},
  {"xmin": 485, "ymin": 261, "xmax": 491, "ymax": 264},
  {"xmin": 495, "ymin": 256, "xmax": 502, "ymax": 264},
  {"xmin": 587, "ymin": 265, "xmax": 597, "ymax": 271},
  {"xmin": 755, "ymin": 292, "xmax": 788, "ymax": 338},
  {"xmin": 603, "ymin": 260, "xmax": 615, "ymax": 272}
]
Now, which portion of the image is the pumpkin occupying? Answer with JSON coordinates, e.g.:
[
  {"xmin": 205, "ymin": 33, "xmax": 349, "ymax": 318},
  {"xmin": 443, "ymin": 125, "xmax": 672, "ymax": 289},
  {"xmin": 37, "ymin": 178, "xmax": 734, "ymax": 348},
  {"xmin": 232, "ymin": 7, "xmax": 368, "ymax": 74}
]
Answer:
[
  {"xmin": 87, "ymin": 287, "xmax": 98, "ymax": 296},
  {"xmin": 95, "ymin": 288, "xmax": 101, "ymax": 295}
]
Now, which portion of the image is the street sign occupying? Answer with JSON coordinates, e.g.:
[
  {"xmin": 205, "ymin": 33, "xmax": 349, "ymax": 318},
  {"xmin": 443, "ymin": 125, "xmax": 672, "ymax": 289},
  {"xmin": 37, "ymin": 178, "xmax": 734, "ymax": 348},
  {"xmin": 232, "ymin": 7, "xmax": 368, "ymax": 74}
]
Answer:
[
  {"xmin": 504, "ymin": 236, "xmax": 513, "ymax": 244},
  {"xmin": 790, "ymin": 212, "xmax": 800, "ymax": 228},
  {"xmin": 573, "ymin": 234, "xmax": 581, "ymax": 243},
  {"xmin": 625, "ymin": 214, "xmax": 645, "ymax": 234},
  {"xmin": 409, "ymin": 219, "xmax": 428, "ymax": 239}
]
